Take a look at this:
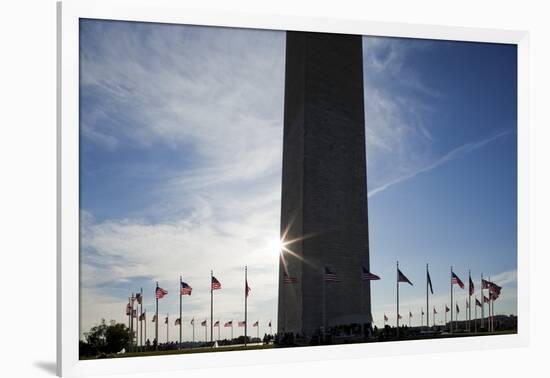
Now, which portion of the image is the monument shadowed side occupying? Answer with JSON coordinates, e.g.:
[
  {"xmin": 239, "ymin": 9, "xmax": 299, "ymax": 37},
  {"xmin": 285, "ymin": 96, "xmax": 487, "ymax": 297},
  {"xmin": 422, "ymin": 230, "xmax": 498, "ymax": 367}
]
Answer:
[{"xmin": 278, "ymin": 31, "xmax": 372, "ymax": 339}]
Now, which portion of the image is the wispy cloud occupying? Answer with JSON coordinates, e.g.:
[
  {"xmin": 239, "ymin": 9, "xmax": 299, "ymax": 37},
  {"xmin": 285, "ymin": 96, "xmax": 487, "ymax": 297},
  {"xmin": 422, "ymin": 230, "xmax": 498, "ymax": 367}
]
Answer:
[
  {"xmin": 368, "ymin": 129, "xmax": 514, "ymax": 197},
  {"xmin": 79, "ymin": 21, "xmax": 285, "ymax": 336},
  {"xmin": 363, "ymin": 37, "xmax": 441, "ymax": 195}
]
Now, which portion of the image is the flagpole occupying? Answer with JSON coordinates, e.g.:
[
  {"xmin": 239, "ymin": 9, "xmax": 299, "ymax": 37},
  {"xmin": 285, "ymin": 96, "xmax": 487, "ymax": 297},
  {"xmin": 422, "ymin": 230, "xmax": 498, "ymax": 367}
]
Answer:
[
  {"xmin": 166, "ymin": 313, "xmax": 169, "ymax": 344},
  {"xmin": 136, "ymin": 301, "xmax": 139, "ymax": 351},
  {"xmin": 210, "ymin": 270, "xmax": 213, "ymax": 343},
  {"xmin": 360, "ymin": 266, "xmax": 364, "ymax": 332},
  {"xmin": 218, "ymin": 319, "xmax": 220, "ymax": 341},
  {"xmin": 493, "ymin": 293, "xmax": 495, "ymax": 331},
  {"xmin": 140, "ymin": 287, "xmax": 143, "ymax": 351},
  {"xmin": 489, "ymin": 294, "xmax": 494, "ymax": 332},
  {"xmin": 205, "ymin": 319, "xmax": 207, "ymax": 342},
  {"xmin": 283, "ymin": 272, "xmax": 287, "ymax": 333},
  {"xmin": 474, "ymin": 297, "xmax": 478, "ymax": 332},
  {"xmin": 179, "ymin": 276, "xmax": 182, "ymax": 349},
  {"xmin": 322, "ymin": 266, "xmax": 327, "ymax": 340},
  {"xmin": 144, "ymin": 309, "xmax": 147, "ymax": 350},
  {"xmin": 488, "ymin": 290, "xmax": 493, "ymax": 332},
  {"xmin": 128, "ymin": 297, "xmax": 131, "ymax": 353},
  {"xmin": 133, "ymin": 294, "xmax": 137, "ymax": 352},
  {"xmin": 450, "ymin": 266, "xmax": 453, "ymax": 333},
  {"xmin": 491, "ymin": 276, "xmax": 495, "ymax": 332},
  {"xmin": 132, "ymin": 295, "xmax": 136, "ymax": 350},
  {"xmin": 244, "ymin": 266, "xmax": 248, "ymax": 347},
  {"xmin": 231, "ymin": 322, "xmax": 233, "ymax": 341},
  {"xmin": 426, "ymin": 263, "xmax": 429, "ymax": 329},
  {"xmin": 155, "ymin": 282, "xmax": 159, "ymax": 350},
  {"xmin": 396, "ymin": 261, "xmax": 400, "ymax": 339},
  {"xmin": 135, "ymin": 301, "xmax": 139, "ymax": 352},
  {"xmin": 192, "ymin": 318, "xmax": 195, "ymax": 345},
  {"xmin": 489, "ymin": 276, "xmax": 493, "ymax": 332},
  {"xmin": 479, "ymin": 273, "xmax": 485, "ymax": 329},
  {"xmin": 468, "ymin": 270, "xmax": 472, "ymax": 333},
  {"xmin": 492, "ymin": 296, "xmax": 495, "ymax": 331},
  {"xmin": 131, "ymin": 293, "xmax": 134, "ymax": 352}
]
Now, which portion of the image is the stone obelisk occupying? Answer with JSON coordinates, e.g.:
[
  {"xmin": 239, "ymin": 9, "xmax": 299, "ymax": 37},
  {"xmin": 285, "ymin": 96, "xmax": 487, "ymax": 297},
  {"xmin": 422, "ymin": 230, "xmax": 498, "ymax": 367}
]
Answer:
[{"xmin": 278, "ymin": 31, "xmax": 372, "ymax": 338}]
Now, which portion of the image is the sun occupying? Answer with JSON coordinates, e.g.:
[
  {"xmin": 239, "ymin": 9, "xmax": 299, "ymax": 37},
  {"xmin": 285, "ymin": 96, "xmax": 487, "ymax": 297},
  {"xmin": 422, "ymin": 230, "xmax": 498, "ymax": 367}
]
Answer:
[{"xmin": 266, "ymin": 237, "xmax": 285, "ymax": 258}]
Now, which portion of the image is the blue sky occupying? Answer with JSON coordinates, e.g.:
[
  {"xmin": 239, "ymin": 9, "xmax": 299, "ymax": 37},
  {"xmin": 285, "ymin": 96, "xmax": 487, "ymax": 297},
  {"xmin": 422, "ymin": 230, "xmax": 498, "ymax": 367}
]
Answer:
[{"xmin": 79, "ymin": 19, "xmax": 517, "ymax": 339}]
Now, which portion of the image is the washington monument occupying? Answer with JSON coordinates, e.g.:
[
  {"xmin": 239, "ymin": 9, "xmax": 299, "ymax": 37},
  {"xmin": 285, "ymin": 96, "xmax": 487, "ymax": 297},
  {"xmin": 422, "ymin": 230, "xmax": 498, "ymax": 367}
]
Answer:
[{"xmin": 278, "ymin": 31, "xmax": 372, "ymax": 338}]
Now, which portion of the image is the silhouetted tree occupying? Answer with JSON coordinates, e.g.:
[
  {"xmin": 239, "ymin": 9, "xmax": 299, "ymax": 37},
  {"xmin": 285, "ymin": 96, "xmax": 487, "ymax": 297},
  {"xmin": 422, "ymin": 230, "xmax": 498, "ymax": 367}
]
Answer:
[{"xmin": 80, "ymin": 319, "xmax": 131, "ymax": 357}]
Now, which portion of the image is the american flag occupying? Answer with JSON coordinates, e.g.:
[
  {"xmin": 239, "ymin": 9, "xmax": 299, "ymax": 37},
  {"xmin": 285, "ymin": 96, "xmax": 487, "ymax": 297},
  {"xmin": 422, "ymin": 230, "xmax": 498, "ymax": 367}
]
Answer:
[
  {"xmin": 445, "ymin": 305, "xmax": 450, "ymax": 313},
  {"xmin": 126, "ymin": 303, "xmax": 132, "ymax": 316},
  {"xmin": 133, "ymin": 309, "xmax": 137, "ymax": 318},
  {"xmin": 384, "ymin": 314, "xmax": 388, "ymax": 321},
  {"xmin": 135, "ymin": 293, "xmax": 142, "ymax": 304},
  {"xmin": 164, "ymin": 316, "xmax": 168, "ymax": 324},
  {"xmin": 214, "ymin": 321, "xmax": 220, "ymax": 327},
  {"xmin": 397, "ymin": 269, "xmax": 413, "ymax": 285},
  {"xmin": 409, "ymin": 311, "xmax": 413, "ymax": 318},
  {"xmin": 246, "ymin": 280, "xmax": 251, "ymax": 297},
  {"xmin": 139, "ymin": 312, "xmax": 145, "ymax": 321},
  {"xmin": 398, "ymin": 314, "xmax": 402, "ymax": 319},
  {"xmin": 489, "ymin": 291, "xmax": 499, "ymax": 301},
  {"xmin": 156, "ymin": 287, "xmax": 168, "ymax": 299},
  {"xmin": 456, "ymin": 303, "xmax": 460, "ymax": 313},
  {"xmin": 175, "ymin": 318, "xmax": 181, "ymax": 326},
  {"xmin": 190, "ymin": 318, "xmax": 194, "ymax": 325},
  {"xmin": 482, "ymin": 277, "xmax": 502, "ymax": 297},
  {"xmin": 283, "ymin": 272, "xmax": 297, "ymax": 284},
  {"xmin": 211, "ymin": 276, "xmax": 221, "ymax": 290},
  {"xmin": 238, "ymin": 321, "xmax": 246, "ymax": 327},
  {"xmin": 489, "ymin": 282, "xmax": 502, "ymax": 298},
  {"xmin": 483, "ymin": 295, "xmax": 490, "ymax": 303},
  {"xmin": 180, "ymin": 281, "xmax": 192, "ymax": 296},
  {"xmin": 361, "ymin": 266, "xmax": 380, "ymax": 281},
  {"xmin": 476, "ymin": 298, "xmax": 483, "ymax": 307},
  {"xmin": 433, "ymin": 307, "xmax": 438, "ymax": 314},
  {"xmin": 451, "ymin": 272, "xmax": 464, "ymax": 289},
  {"xmin": 427, "ymin": 270, "xmax": 434, "ymax": 294},
  {"xmin": 201, "ymin": 320, "xmax": 207, "ymax": 327},
  {"xmin": 224, "ymin": 321, "xmax": 233, "ymax": 327},
  {"xmin": 268, "ymin": 320, "xmax": 272, "ymax": 327},
  {"xmin": 421, "ymin": 309, "xmax": 424, "ymax": 316},
  {"xmin": 152, "ymin": 314, "xmax": 157, "ymax": 323},
  {"xmin": 324, "ymin": 267, "xmax": 340, "ymax": 282},
  {"xmin": 253, "ymin": 321, "xmax": 259, "ymax": 327},
  {"xmin": 469, "ymin": 276, "xmax": 475, "ymax": 296}
]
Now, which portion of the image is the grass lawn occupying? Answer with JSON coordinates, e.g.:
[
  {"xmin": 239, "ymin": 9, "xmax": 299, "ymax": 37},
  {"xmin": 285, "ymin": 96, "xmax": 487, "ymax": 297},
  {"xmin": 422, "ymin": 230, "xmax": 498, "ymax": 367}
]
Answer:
[
  {"xmin": 80, "ymin": 330, "xmax": 517, "ymax": 360},
  {"xmin": 81, "ymin": 344, "xmax": 275, "ymax": 360}
]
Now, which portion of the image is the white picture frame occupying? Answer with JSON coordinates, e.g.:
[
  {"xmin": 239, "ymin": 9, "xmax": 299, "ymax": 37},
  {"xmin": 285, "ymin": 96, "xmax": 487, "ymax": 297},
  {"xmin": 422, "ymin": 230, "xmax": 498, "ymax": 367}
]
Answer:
[{"xmin": 57, "ymin": 0, "xmax": 529, "ymax": 376}]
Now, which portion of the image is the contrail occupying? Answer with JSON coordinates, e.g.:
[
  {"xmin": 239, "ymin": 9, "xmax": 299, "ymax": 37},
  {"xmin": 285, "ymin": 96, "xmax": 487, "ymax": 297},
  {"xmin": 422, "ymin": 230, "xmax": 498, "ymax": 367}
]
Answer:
[{"xmin": 368, "ymin": 129, "xmax": 514, "ymax": 198}]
